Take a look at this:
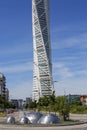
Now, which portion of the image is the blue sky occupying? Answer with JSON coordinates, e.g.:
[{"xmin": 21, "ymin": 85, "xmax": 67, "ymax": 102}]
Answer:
[{"xmin": 0, "ymin": 0, "xmax": 87, "ymax": 99}]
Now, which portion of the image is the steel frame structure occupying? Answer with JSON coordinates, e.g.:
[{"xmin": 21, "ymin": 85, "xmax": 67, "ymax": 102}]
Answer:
[{"xmin": 32, "ymin": 0, "xmax": 53, "ymax": 101}]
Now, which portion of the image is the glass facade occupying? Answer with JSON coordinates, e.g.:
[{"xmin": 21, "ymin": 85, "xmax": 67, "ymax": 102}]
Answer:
[{"xmin": 32, "ymin": 0, "xmax": 53, "ymax": 101}]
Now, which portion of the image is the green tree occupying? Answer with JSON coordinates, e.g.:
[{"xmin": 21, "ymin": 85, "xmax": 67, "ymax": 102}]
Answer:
[
  {"xmin": 29, "ymin": 101, "xmax": 37, "ymax": 110},
  {"xmin": 37, "ymin": 96, "xmax": 49, "ymax": 111},
  {"xmin": 72, "ymin": 98, "xmax": 81, "ymax": 105},
  {"xmin": 49, "ymin": 93, "xmax": 56, "ymax": 105},
  {"xmin": 55, "ymin": 96, "xmax": 70, "ymax": 121}
]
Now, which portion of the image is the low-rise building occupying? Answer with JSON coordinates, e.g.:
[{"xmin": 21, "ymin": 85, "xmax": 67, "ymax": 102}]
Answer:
[
  {"xmin": 11, "ymin": 99, "xmax": 24, "ymax": 109},
  {"xmin": 67, "ymin": 94, "xmax": 80, "ymax": 104},
  {"xmin": 26, "ymin": 97, "xmax": 32, "ymax": 104},
  {"xmin": 80, "ymin": 95, "xmax": 87, "ymax": 105}
]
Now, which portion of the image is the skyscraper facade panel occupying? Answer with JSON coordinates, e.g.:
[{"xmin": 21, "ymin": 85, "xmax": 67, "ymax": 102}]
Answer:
[{"xmin": 32, "ymin": 0, "xmax": 53, "ymax": 101}]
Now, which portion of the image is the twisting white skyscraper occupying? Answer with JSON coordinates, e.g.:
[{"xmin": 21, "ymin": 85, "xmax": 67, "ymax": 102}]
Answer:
[{"xmin": 32, "ymin": 0, "xmax": 54, "ymax": 101}]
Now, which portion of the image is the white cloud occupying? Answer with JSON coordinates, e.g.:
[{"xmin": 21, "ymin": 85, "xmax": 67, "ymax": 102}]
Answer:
[
  {"xmin": 58, "ymin": 56, "xmax": 78, "ymax": 61},
  {"xmin": 52, "ymin": 33, "xmax": 87, "ymax": 50},
  {"xmin": 52, "ymin": 61, "xmax": 87, "ymax": 96},
  {"xmin": 9, "ymin": 81, "xmax": 32, "ymax": 99},
  {"xmin": 0, "ymin": 42, "xmax": 32, "ymax": 56},
  {"xmin": 55, "ymin": 77, "xmax": 87, "ymax": 96},
  {"xmin": 51, "ymin": 23, "xmax": 87, "ymax": 34},
  {"xmin": 75, "ymin": 70, "xmax": 87, "ymax": 76},
  {"xmin": 0, "ymin": 59, "xmax": 32, "ymax": 65},
  {"xmin": 53, "ymin": 62, "xmax": 74, "ymax": 80},
  {"xmin": 0, "ymin": 62, "xmax": 33, "ymax": 74}
]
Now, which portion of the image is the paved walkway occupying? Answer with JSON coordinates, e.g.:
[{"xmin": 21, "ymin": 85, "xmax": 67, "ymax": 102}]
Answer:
[
  {"xmin": 0, "ymin": 112, "xmax": 87, "ymax": 130},
  {"xmin": 70, "ymin": 113, "xmax": 87, "ymax": 122},
  {"xmin": 0, "ymin": 123, "xmax": 87, "ymax": 130}
]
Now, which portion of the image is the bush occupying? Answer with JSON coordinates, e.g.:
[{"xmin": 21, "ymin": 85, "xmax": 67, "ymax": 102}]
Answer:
[{"xmin": 70, "ymin": 105, "xmax": 87, "ymax": 114}]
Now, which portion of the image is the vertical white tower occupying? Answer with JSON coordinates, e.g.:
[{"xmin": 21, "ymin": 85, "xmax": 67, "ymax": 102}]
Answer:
[{"xmin": 32, "ymin": 0, "xmax": 53, "ymax": 101}]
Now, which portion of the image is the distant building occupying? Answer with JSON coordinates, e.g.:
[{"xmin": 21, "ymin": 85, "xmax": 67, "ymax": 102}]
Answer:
[
  {"xmin": 11, "ymin": 99, "xmax": 24, "ymax": 109},
  {"xmin": 80, "ymin": 95, "xmax": 87, "ymax": 105},
  {"xmin": 5, "ymin": 88, "xmax": 9, "ymax": 100},
  {"xmin": 26, "ymin": 97, "xmax": 32, "ymax": 104},
  {"xmin": 18, "ymin": 99, "xmax": 23, "ymax": 109},
  {"xmin": 0, "ymin": 73, "xmax": 6, "ymax": 97},
  {"xmin": 11, "ymin": 99, "xmax": 18, "ymax": 108},
  {"xmin": 0, "ymin": 73, "xmax": 9, "ymax": 100},
  {"xmin": 67, "ymin": 94, "xmax": 80, "ymax": 104}
]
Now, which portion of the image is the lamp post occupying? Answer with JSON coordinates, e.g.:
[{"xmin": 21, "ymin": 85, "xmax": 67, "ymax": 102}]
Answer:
[{"xmin": 52, "ymin": 80, "xmax": 58, "ymax": 95}]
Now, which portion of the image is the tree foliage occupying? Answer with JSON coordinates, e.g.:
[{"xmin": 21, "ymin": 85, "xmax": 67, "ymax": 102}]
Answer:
[
  {"xmin": 0, "ymin": 95, "xmax": 14, "ymax": 109},
  {"xmin": 29, "ymin": 101, "xmax": 37, "ymax": 110},
  {"xmin": 29, "ymin": 95, "xmax": 70, "ymax": 121}
]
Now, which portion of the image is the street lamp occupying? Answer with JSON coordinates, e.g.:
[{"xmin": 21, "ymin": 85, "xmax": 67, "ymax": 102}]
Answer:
[{"xmin": 52, "ymin": 80, "xmax": 58, "ymax": 94}]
